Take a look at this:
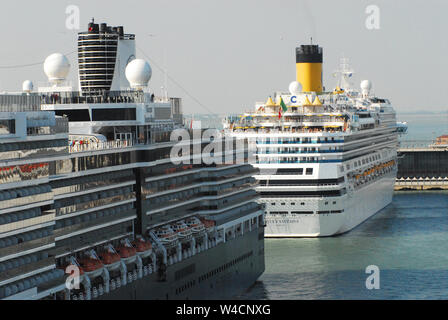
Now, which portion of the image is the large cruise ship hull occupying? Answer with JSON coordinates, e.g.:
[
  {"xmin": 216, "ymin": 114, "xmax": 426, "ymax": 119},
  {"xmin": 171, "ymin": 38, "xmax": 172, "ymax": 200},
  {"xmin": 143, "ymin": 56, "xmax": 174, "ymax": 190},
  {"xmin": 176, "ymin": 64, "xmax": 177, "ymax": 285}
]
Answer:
[
  {"xmin": 265, "ymin": 173, "xmax": 396, "ymax": 237},
  {"xmin": 97, "ymin": 227, "xmax": 265, "ymax": 300}
]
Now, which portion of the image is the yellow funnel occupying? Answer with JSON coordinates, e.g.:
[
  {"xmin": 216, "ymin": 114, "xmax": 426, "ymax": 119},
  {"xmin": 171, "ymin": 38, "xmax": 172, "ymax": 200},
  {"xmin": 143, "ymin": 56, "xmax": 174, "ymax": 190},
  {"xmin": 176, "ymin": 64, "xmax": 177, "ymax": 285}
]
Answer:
[{"xmin": 296, "ymin": 44, "xmax": 323, "ymax": 92}]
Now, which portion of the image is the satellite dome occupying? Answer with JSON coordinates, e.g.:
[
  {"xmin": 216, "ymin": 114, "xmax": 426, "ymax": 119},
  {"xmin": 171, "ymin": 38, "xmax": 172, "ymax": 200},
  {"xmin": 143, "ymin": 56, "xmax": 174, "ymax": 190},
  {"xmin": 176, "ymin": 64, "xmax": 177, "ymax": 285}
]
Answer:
[
  {"xmin": 288, "ymin": 81, "xmax": 302, "ymax": 95},
  {"xmin": 22, "ymin": 80, "xmax": 33, "ymax": 93},
  {"xmin": 44, "ymin": 53, "xmax": 70, "ymax": 82},
  {"xmin": 125, "ymin": 59, "xmax": 152, "ymax": 89},
  {"xmin": 360, "ymin": 80, "xmax": 372, "ymax": 92}
]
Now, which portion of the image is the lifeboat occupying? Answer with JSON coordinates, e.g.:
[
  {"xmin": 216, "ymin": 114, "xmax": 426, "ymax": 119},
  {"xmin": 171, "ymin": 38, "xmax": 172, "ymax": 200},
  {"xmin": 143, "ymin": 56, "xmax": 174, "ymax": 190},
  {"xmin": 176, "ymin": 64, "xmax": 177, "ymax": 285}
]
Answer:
[
  {"xmin": 153, "ymin": 225, "xmax": 178, "ymax": 248},
  {"xmin": 116, "ymin": 238, "xmax": 137, "ymax": 264},
  {"xmin": 62, "ymin": 257, "xmax": 85, "ymax": 277},
  {"xmin": 98, "ymin": 245, "xmax": 122, "ymax": 271},
  {"xmin": 185, "ymin": 217, "xmax": 205, "ymax": 235},
  {"xmin": 78, "ymin": 251, "xmax": 104, "ymax": 278},
  {"xmin": 200, "ymin": 218, "xmax": 216, "ymax": 231},
  {"xmin": 133, "ymin": 236, "xmax": 152, "ymax": 258},
  {"xmin": 171, "ymin": 220, "xmax": 192, "ymax": 241}
]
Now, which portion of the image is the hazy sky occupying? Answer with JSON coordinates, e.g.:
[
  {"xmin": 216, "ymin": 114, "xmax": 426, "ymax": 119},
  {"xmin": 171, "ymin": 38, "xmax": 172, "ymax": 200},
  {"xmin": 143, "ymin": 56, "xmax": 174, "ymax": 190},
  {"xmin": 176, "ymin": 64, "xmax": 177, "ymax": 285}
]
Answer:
[{"xmin": 0, "ymin": 0, "xmax": 447, "ymax": 114}]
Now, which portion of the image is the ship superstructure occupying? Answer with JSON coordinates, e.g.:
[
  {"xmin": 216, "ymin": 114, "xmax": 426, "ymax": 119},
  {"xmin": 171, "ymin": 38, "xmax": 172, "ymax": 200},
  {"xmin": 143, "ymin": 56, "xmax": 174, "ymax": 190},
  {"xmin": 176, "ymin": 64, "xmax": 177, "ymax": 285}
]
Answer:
[
  {"xmin": 224, "ymin": 44, "xmax": 402, "ymax": 237},
  {"xmin": 0, "ymin": 20, "xmax": 264, "ymax": 300}
]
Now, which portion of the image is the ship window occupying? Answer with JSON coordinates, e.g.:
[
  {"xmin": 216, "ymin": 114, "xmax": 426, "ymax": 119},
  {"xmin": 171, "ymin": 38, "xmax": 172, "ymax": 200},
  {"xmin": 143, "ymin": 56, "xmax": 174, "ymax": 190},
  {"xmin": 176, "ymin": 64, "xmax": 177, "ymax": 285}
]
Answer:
[
  {"xmin": 55, "ymin": 109, "xmax": 90, "ymax": 122},
  {"xmin": 92, "ymin": 108, "xmax": 136, "ymax": 121},
  {"xmin": 305, "ymin": 168, "xmax": 313, "ymax": 175},
  {"xmin": 0, "ymin": 119, "xmax": 15, "ymax": 135},
  {"xmin": 301, "ymin": 202, "xmax": 305, "ymax": 205},
  {"xmin": 271, "ymin": 203, "xmax": 275, "ymax": 206},
  {"xmin": 291, "ymin": 211, "xmax": 313, "ymax": 214}
]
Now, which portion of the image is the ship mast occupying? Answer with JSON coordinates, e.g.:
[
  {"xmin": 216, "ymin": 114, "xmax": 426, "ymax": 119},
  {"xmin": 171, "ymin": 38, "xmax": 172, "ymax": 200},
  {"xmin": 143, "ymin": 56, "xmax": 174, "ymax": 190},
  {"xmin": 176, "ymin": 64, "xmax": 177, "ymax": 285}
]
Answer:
[{"xmin": 334, "ymin": 56, "xmax": 354, "ymax": 91}]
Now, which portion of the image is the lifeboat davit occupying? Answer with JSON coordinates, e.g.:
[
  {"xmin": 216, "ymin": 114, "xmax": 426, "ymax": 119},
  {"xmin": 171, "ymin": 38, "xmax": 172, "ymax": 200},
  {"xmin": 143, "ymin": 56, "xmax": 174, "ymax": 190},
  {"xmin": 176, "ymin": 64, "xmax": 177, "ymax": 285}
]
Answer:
[
  {"xmin": 154, "ymin": 225, "xmax": 178, "ymax": 248},
  {"xmin": 133, "ymin": 236, "xmax": 152, "ymax": 258},
  {"xmin": 98, "ymin": 245, "xmax": 122, "ymax": 271},
  {"xmin": 171, "ymin": 220, "xmax": 192, "ymax": 240},
  {"xmin": 185, "ymin": 217, "xmax": 205, "ymax": 235},
  {"xmin": 117, "ymin": 238, "xmax": 137, "ymax": 264}
]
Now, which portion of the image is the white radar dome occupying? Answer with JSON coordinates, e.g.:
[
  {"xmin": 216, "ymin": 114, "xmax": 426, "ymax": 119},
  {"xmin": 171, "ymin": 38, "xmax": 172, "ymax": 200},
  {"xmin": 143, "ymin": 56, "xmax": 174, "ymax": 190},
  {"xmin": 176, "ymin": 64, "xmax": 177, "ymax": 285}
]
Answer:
[
  {"xmin": 44, "ymin": 53, "xmax": 70, "ymax": 82},
  {"xmin": 22, "ymin": 80, "xmax": 33, "ymax": 93},
  {"xmin": 125, "ymin": 59, "xmax": 152, "ymax": 89},
  {"xmin": 288, "ymin": 81, "xmax": 302, "ymax": 95},
  {"xmin": 360, "ymin": 80, "xmax": 372, "ymax": 93}
]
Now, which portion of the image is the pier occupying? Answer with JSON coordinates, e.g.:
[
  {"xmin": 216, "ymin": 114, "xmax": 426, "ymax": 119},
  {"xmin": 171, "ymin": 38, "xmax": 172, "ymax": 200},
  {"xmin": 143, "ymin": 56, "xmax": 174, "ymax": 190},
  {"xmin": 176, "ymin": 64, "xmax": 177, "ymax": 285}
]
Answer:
[{"xmin": 395, "ymin": 140, "xmax": 448, "ymax": 190}]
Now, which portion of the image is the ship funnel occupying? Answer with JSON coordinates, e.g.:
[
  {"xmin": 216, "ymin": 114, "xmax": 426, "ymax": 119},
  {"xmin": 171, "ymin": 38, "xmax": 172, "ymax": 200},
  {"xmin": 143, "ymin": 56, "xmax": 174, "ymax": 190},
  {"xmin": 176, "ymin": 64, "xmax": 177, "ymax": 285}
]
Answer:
[{"xmin": 295, "ymin": 44, "xmax": 323, "ymax": 93}]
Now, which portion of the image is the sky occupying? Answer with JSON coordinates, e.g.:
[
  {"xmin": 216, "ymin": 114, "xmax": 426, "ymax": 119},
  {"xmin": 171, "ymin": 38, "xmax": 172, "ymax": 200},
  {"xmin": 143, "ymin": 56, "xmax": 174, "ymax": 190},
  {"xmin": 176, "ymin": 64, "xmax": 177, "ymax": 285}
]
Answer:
[{"xmin": 0, "ymin": 0, "xmax": 447, "ymax": 115}]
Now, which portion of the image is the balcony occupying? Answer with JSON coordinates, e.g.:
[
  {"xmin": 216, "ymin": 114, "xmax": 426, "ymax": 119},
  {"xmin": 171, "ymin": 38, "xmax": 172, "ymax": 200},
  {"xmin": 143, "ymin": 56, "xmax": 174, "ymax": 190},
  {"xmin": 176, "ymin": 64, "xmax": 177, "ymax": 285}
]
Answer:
[
  {"xmin": 54, "ymin": 208, "xmax": 136, "ymax": 240},
  {"xmin": 0, "ymin": 257, "xmax": 55, "ymax": 285},
  {"xmin": 0, "ymin": 235, "xmax": 55, "ymax": 262},
  {"xmin": 0, "ymin": 213, "xmax": 55, "ymax": 235}
]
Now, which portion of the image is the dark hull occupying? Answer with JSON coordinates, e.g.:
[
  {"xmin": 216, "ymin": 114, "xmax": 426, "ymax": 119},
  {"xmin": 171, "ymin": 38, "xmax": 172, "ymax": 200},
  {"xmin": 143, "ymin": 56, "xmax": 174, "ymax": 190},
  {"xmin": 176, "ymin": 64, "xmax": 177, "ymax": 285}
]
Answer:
[{"xmin": 98, "ymin": 227, "xmax": 265, "ymax": 300}]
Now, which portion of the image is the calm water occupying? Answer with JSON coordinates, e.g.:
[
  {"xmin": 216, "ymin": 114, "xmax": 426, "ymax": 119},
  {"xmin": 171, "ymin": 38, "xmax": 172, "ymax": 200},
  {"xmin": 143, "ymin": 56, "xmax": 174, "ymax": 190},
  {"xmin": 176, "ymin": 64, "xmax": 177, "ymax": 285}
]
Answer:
[
  {"xmin": 239, "ymin": 191, "xmax": 448, "ymax": 299},
  {"xmin": 397, "ymin": 113, "xmax": 448, "ymax": 141}
]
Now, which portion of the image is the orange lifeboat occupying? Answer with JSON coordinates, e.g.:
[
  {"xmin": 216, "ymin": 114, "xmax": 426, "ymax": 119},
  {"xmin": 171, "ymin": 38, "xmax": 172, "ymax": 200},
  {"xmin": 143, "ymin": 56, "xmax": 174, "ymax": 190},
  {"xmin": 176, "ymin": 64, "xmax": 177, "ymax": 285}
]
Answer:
[
  {"xmin": 98, "ymin": 248, "xmax": 121, "ymax": 265},
  {"xmin": 133, "ymin": 236, "xmax": 152, "ymax": 258},
  {"xmin": 77, "ymin": 251, "xmax": 104, "ymax": 277},
  {"xmin": 117, "ymin": 239, "xmax": 137, "ymax": 258},
  {"xmin": 117, "ymin": 246, "xmax": 136, "ymax": 258},
  {"xmin": 78, "ymin": 257, "xmax": 103, "ymax": 272},
  {"xmin": 200, "ymin": 218, "xmax": 216, "ymax": 229},
  {"xmin": 133, "ymin": 237, "xmax": 152, "ymax": 253}
]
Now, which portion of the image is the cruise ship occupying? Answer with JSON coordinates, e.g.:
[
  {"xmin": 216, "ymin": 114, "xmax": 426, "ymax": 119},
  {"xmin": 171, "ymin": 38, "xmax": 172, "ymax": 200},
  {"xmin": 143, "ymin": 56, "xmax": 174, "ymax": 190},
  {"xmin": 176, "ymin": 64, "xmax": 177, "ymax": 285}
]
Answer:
[
  {"xmin": 0, "ymin": 20, "xmax": 265, "ymax": 300},
  {"xmin": 224, "ymin": 44, "xmax": 404, "ymax": 237}
]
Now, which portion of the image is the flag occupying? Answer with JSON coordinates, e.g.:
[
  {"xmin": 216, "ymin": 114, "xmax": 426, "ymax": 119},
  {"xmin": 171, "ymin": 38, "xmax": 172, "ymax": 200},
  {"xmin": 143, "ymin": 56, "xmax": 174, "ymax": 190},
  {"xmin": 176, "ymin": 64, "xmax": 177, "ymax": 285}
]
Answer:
[
  {"xmin": 278, "ymin": 97, "xmax": 287, "ymax": 119},
  {"xmin": 280, "ymin": 97, "xmax": 288, "ymax": 112}
]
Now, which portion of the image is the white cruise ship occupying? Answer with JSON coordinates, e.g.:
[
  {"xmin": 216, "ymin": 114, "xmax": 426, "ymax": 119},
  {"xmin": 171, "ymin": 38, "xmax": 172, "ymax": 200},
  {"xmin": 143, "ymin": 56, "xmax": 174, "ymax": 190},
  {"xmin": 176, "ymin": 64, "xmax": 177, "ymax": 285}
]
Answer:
[{"xmin": 224, "ymin": 44, "xmax": 405, "ymax": 237}]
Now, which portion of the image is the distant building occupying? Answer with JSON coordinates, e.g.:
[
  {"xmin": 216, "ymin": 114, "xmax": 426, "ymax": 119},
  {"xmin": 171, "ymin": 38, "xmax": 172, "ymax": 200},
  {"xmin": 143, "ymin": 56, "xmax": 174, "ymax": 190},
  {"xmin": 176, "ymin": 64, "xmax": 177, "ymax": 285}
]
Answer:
[{"xmin": 435, "ymin": 135, "xmax": 448, "ymax": 145}]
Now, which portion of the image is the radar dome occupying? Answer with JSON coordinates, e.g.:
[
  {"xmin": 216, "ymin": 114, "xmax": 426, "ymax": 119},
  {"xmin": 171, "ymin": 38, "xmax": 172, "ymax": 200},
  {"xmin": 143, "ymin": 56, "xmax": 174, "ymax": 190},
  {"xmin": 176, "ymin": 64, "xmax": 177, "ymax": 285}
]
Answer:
[
  {"xmin": 44, "ymin": 53, "xmax": 70, "ymax": 82},
  {"xmin": 22, "ymin": 80, "xmax": 33, "ymax": 93},
  {"xmin": 288, "ymin": 81, "xmax": 302, "ymax": 95},
  {"xmin": 360, "ymin": 80, "xmax": 372, "ymax": 92},
  {"xmin": 125, "ymin": 59, "xmax": 152, "ymax": 89}
]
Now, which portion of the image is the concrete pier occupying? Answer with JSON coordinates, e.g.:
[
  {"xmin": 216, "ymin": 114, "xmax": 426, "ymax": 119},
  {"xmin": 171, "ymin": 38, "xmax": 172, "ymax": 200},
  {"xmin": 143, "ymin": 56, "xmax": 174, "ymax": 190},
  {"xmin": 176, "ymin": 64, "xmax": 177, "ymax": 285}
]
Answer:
[{"xmin": 395, "ymin": 146, "xmax": 448, "ymax": 190}]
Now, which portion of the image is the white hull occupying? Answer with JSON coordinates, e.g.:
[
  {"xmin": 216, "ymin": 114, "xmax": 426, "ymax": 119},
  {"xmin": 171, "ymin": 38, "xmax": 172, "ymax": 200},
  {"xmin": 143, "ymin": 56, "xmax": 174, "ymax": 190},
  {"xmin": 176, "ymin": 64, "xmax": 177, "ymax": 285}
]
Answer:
[{"xmin": 264, "ymin": 173, "xmax": 395, "ymax": 237}]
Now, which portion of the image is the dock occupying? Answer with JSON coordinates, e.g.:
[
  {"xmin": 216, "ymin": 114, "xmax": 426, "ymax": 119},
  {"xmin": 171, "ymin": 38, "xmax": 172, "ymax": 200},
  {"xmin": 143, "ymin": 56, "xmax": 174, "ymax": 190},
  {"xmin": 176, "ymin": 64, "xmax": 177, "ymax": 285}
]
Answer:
[{"xmin": 395, "ymin": 140, "xmax": 448, "ymax": 190}]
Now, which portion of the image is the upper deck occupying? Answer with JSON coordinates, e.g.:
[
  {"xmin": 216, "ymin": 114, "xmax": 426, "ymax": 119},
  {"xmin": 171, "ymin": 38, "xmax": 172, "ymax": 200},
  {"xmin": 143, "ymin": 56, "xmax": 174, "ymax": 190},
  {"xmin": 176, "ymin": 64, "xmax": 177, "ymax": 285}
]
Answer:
[{"xmin": 224, "ymin": 90, "xmax": 397, "ymax": 137}]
